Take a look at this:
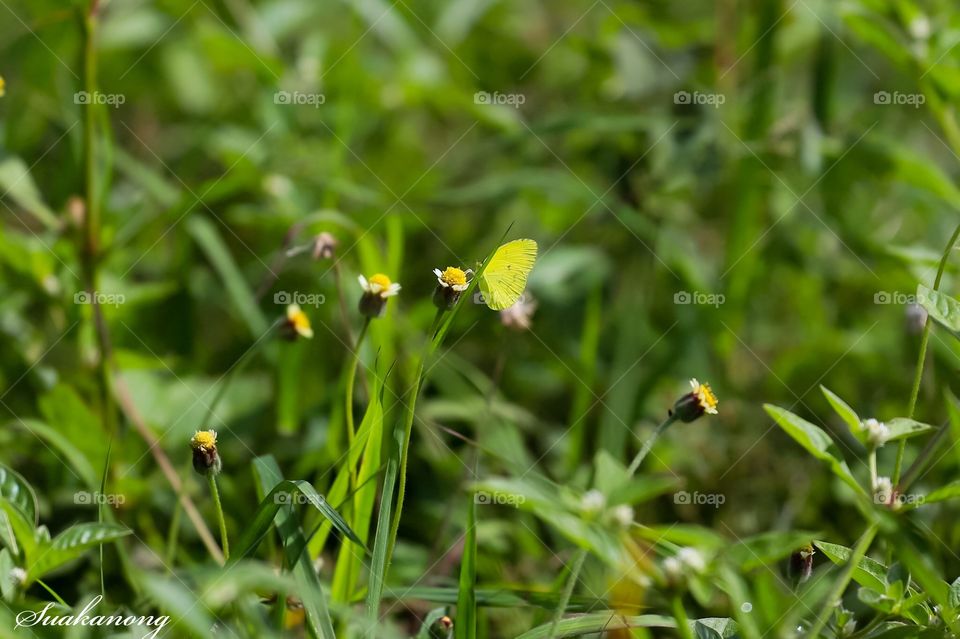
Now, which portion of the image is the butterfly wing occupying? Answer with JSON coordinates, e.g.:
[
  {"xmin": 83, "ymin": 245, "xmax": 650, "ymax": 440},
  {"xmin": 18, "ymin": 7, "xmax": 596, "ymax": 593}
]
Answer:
[{"xmin": 479, "ymin": 239, "xmax": 538, "ymax": 310}]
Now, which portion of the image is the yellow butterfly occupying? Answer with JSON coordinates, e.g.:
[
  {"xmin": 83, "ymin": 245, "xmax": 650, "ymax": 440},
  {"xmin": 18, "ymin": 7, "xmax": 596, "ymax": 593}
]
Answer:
[{"xmin": 479, "ymin": 239, "xmax": 538, "ymax": 311}]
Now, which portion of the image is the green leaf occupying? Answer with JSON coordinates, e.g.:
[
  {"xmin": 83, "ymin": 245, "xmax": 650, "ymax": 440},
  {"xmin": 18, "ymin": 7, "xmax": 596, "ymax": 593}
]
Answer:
[
  {"xmin": 922, "ymin": 480, "xmax": 960, "ymax": 505},
  {"xmin": 455, "ymin": 493, "xmax": 477, "ymax": 639},
  {"xmin": 251, "ymin": 456, "xmax": 336, "ymax": 639},
  {"xmin": 514, "ymin": 613, "xmax": 677, "ymax": 638},
  {"xmin": 0, "ymin": 464, "xmax": 38, "ymax": 526},
  {"xmin": 884, "ymin": 418, "xmax": 934, "ymax": 442},
  {"xmin": 0, "ymin": 500, "xmax": 38, "ymax": 559},
  {"xmin": 233, "ymin": 478, "xmax": 363, "ymax": 561},
  {"xmin": 187, "ymin": 216, "xmax": 270, "ymax": 337},
  {"xmin": 0, "ymin": 157, "xmax": 59, "ymax": 229},
  {"xmin": 722, "ymin": 531, "xmax": 819, "ymax": 571},
  {"xmin": 26, "ymin": 523, "xmax": 131, "ymax": 584},
  {"xmin": 764, "ymin": 405, "xmax": 867, "ymax": 498},
  {"xmin": 820, "ymin": 386, "xmax": 861, "ymax": 436},
  {"xmin": 917, "ymin": 285, "xmax": 960, "ymax": 333},
  {"xmin": 365, "ymin": 427, "xmax": 403, "ymax": 635},
  {"xmin": 814, "ymin": 540, "xmax": 887, "ymax": 592}
]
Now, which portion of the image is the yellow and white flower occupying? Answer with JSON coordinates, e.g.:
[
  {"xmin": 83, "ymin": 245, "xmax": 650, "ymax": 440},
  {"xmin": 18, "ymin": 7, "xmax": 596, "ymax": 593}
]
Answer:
[
  {"xmin": 433, "ymin": 266, "xmax": 470, "ymax": 292},
  {"xmin": 190, "ymin": 429, "xmax": 221, "ymax": 475},
  {"xmin": 358, "ymin": 273, "xmax": 401, "ymax": 318},
  {"xmin": 671, "ymin": 378, "xmax": 718, "ymax": 423},
  {"xmin": 285, "ymin": 304, "xmax": 314, "ymax": 339},
  {"xmin": 359, "ymin": 273, "xmax": 401, "ymax": 298}
]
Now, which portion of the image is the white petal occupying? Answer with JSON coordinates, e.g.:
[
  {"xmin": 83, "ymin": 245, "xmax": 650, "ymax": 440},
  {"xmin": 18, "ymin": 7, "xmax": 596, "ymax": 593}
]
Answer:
[{"xmin": 358, "ymin": 274, "xmax": 369, "ymax": 291}]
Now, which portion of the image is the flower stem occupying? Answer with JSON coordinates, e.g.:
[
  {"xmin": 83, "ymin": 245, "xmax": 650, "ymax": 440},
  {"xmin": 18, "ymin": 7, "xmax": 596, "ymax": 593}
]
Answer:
[
  {"xmin": 386, "ymin": 308, "xmax": 445, "ymax": 563},
  {"xmin": 208, "ymin": 474, "xmax": 229, "ymax": 561},
  {"xmin": 344, "ymin": 318, "xmax": 371, "ymax": 487},
  {"xmin": 894, "ymin": 221, "xmax": 960, "ymax": 484},
  {"xmin": 671, "ymin": 594, "xmax": 694, "ymax": 639},
  {"xmin": 868, "ymin": 448, "xmax": 877, "ymax": 490},
  {"xmin": 627, "ymin": 414, "xmax": 677, "ymax": 477}
]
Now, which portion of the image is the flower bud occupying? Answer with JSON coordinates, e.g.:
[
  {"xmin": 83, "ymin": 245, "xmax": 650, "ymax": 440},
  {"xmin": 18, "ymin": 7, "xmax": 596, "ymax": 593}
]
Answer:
[{"xmin": 190, "ymin": 430, "xmax": 222, "ymax": 476}]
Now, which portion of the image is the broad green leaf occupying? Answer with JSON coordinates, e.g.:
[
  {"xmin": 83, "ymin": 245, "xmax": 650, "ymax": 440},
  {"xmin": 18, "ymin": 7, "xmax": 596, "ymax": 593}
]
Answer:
[
  {"xmin": 722, "ymin": 531, "xmax": 819, "ymax": 571},
  {"xmin": 0, "ymin": 500, "xmax": 37, "ymax": 558},
  {"xmin": 814, "ymin": 540, "xmax": 886, "ymax": 592},
  {"xmin": 0, "ymin": 464, "xmax": 38, "ymax": 526},
  {"xmin": 187, "ymin": 216, "xmax": 269, "ymax": 337},
  {"xmin": 27, "ymin": 523, "xmax": 131, "ymax": 584},
  {"xmin": 884, "ymin": 418, "xmax": 934, "ymax": 442},
  {"xmin": 820, "ymin": 386, "xmax": 861, "ymax": 436},
  {"xmin": 7, "ymin": 419, "xmax": 98, "ymax": 488},
  {"xmin": 917, "ymin": 285, "xmax": 960, "ymax": 333},
  {"xmin": 0, "ymin": 548, "xmax": 14, "ymax": 601},
  {"xmin": 923, "ymin": 480, "xmax": 960, "ymax": 505},
  {"xmin": 455, "ymin": 493, "xmax": 477, "ymax": 639},
  {"xmin": 252, "ymin": 456, "xmax": 336, "ymax": 639},
  {"xmin": 232, "ymin": 478, "xmax": 363, "ymax": 561},
  {"xmin": 764, "ymin": 405, "xmax": 867, "ymax": 498},
  {"xmin": 0, "ymin": 157, "xmax": 59, "ymax": 229}
]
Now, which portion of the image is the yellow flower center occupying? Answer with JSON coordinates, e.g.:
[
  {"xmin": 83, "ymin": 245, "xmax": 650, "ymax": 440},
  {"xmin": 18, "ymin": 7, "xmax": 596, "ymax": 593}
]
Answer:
[
  {"xmin": 369, "ymin": 273, "xmax": 392, "ymax": 290},
  {"xmin": 191, "ymin": 430, "xmax": 217, "ymax": 451},
  {"xmin": 288, "ymin": 307, "xmax": 310, "ymax": 331},
  {"xmin": 440, "ymin": 267, "xmax": 467, "ymax": 287},
  {"xmin": 692, "ymin": 380, "xmax": 719, "ymax": 413}
]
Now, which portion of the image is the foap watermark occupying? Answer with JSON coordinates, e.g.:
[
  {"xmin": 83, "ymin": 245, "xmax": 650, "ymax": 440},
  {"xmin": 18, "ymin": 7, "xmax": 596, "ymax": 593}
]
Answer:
[
  {"xmin": 473, "ymin": 291, "xmax": 532, "ymax": 306},
  {"xmin": 274, "ymin": 90, "xmax": 326, "ymax": 107},
  {"xmin": 674, "ymin": 90, "xmax": 725, "ymax": 108},
  {"xmin": 16, "ymin": 596, "xmax": 168, "ymax": 639},
  {"xmin": 74, "ymin": 291, "xmax": 125, "ymax": 307},
  {"xmin": 274, "ymin": 291, "xmax": 326, "ymax": 307},
  {"xmin": 674, "ymin": 291, "xmax": 725, "ymax": 307},
  {"xmin": 273, "ymin": 492, "xmax": 327, "ymax": 506},
  {"xmin": 474, "ymin": 91, "xmax": 525, "ymax": 108},
  {"xmin": 873, "ymin": 91, "xmax": 925, "ymax": 108},
  {"xmin": 875, "ymin": 488, "xmax": 924, "ymax": 508},
  {"xmin": 74, "ymin": 91, "xmax": 125, "ymax": 108},
  {"xmin": 674, "ymin": 490, "xmax": 725, "ymax": 508},
  {"xmin": 474, "ymin": 490, "xmax": 526, "ymax": 507},
  {"xmin": 874, "ymin": 290, "xmax": 929, "ymax": 306},
  {"xmin": 74, "ymin": 491, "xmax": 126, "ymax": 507}
]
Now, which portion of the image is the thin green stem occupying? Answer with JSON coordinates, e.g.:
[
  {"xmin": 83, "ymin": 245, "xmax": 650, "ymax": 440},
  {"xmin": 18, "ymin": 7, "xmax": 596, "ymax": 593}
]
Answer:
[
  {"xmin": 671, "ymin": 594, "xmax": 694, "ymax": 639},
  {"xmin": 894, "ymin": 221, "xmax": 960, "ymax": 484},
  {"xmin": 547, "ymin": 549, "xmax": 587, "ymax": 639},
  {"xmin": 36, "ymin": 579, "xmax": 68, "ymax": 607},
  {"xmin": 386, "ymin": 308, "xmax": 445, "ymax": 563},
  {"xmin": 627, "ymin": 414, "xmax": 677, "ymax": 477},
  {"xmin": 208, "ymin": 474, "xmax": 229, "ymax": 561},
  {"xmin": 344, "ymin": 318, "xmax": 371, "ymax": 489},
  {"xmin": 868, "ymin": 448, "xmax": 877, "ymax": 491},
  {"xmin": 807, "ymin": 524, "xmax": 878, "ymax": 638}
]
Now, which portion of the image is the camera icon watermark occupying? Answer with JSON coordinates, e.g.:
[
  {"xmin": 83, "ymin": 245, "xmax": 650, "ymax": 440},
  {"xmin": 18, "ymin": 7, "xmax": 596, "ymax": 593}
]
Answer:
[
  {"xmin": 274, "ymin": 90, "xmax": 326, "ymax": 108},
  {"xmin": 674, "ymin": 490, "xmax": 725, "ymax": 508},
  {"xmin": 474, "ymin": 91, "xmax": 526, "ymax": 109},
  {"xmin": 873, "ymin": 91, "xmax": 925, "ymax": 108},
  {"xmin": 474, "ymin": 491, "xmax": 526, "ymax": 507},
  {"xmin": 673, "ymin": 290, "xmax": 725, "ymax": 307},
  {"xmin": 74, "ymin": 491, "xmax": 126, "ymax": 507},
  {"xmin": 273, "ymin": 492, "xmax": 326, "ymax": 506},
  {"xmin": 74, "ymin": 91, "xmax": 126, "ymax": 108},
  {"xmin": 74, "ymin": 291, "xmax": 125, "ymax": 307},
  {"xmin": 674, "ymin": 90, "xmax": 725, "ymax": 108},
  {"xmin": 473, "ymin": 291, "xmax": 532, "ymax": 306},
  {"xmin": 874, "ymin": 290, "xmax": 929, "ymax": 306},
  {"xmin": 274, "ymin": 291, "xmax": 326, "ymax": 307}
]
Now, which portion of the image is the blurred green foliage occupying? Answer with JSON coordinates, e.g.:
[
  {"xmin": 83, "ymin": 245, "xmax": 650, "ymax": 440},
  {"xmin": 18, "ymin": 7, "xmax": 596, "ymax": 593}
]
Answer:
[{"xmin": 4, "ymin": 0, "xmax": 960, "ymax": 636}]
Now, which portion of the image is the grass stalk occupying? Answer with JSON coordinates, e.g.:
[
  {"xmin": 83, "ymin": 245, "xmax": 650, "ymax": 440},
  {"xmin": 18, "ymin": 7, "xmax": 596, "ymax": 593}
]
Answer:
[
  {"xmin": 546, "ymin": 549, "xmax": 587, "ymax": 639},
  {"xmin": 627, "ymin": 414, "xmax": 677, "ymax": 477},
  {"xmin": 208, "ymin": 474, "xmax": 229, "ymax": 561}
]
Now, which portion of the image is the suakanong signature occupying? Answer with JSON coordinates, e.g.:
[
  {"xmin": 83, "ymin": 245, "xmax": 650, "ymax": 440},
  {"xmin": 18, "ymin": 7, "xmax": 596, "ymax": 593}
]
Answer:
[{"xmin": 15, "ymin": 595, "xmax": 169, "ymax": 638}]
